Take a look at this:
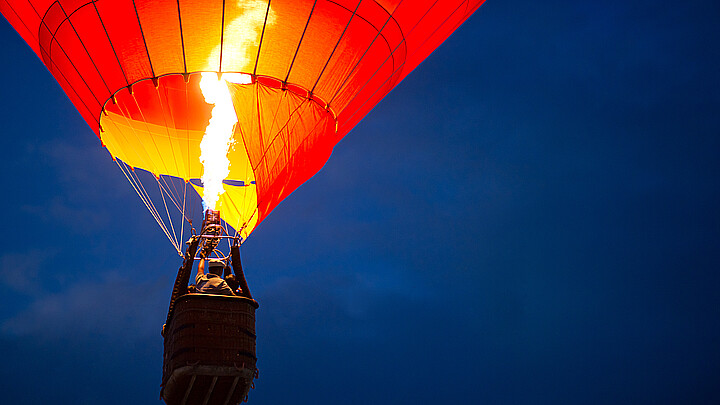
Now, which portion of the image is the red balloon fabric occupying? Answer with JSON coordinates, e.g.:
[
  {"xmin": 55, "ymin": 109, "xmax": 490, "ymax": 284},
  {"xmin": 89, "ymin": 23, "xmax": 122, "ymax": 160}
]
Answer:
[{"xmin": 1, "ymin": 0, "xmax": 485, "ymax": 246}]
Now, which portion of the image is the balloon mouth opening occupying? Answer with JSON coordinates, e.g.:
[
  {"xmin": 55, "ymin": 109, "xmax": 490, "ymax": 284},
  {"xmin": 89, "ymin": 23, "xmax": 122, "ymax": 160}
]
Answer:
[
  {"xmin": 98, "ymin": 71, "xmax": 339, "ymax": 244},
  {"xmin": 97, "ymin": 71, "xmax": 337, "ymax": 183},
  {"xmin": 99, "ymin": 72, "xmax": 336, "ymax": 132}
]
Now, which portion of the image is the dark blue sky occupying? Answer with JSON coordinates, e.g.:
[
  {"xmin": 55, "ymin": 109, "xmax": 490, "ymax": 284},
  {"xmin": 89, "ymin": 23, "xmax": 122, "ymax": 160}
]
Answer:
[{"xmin": 1, "ymin": 1, "xmax": 719, "ymax": 404}]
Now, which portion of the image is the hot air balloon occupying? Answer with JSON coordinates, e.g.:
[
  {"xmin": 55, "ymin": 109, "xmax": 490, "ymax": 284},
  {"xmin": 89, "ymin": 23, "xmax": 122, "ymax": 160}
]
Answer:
[{"xmin": 1, "ymin": 0, "xmax": 485, "ymax": 403}]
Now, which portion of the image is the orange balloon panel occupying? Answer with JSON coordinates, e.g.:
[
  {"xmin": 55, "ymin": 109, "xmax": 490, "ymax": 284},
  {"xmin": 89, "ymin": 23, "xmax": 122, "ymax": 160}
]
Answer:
[{"xmin": 1, "ymin": 0, "xmax": 485, "ymax": 240}]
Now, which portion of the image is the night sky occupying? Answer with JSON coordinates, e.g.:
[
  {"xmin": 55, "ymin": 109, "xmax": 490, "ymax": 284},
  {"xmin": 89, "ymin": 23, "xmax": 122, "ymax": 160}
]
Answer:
[{"xmin": 1, "ymin": 1, "xmax": 719, "ymax": 404}]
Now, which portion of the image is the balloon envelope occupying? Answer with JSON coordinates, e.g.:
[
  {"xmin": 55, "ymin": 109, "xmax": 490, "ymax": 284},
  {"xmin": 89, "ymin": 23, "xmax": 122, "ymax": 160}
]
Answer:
[{"xmin": 1, "ymin": 0, "xmax": 485, "ymax": 245}]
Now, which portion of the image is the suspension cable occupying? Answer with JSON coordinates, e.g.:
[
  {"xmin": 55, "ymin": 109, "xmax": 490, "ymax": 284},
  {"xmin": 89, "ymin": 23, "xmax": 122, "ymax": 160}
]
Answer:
[
  {"xmin": 115, "ymin": 159, "xmax": 182, "ymax": 255},
  {"xmin": 157, "ymin": 177, "xmax": 180, "ymax": 252}
]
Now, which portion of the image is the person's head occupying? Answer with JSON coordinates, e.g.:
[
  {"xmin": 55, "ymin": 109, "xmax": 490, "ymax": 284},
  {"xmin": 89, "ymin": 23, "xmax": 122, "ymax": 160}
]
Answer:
[
  {"xmin": 225, "ymin": 274, "xmax": 240, "ymax": 291},
  {"xmin": 208, "ymin": 260, "xmax": 226, "ymax": 276}
]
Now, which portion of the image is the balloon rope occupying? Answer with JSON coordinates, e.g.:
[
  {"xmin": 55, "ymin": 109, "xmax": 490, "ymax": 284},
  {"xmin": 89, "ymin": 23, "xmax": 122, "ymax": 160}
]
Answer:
[
  {"xmin": 180, "ymin": 179, "xmax": 187, "ymax": 244},
  {"xmin": 224, "ymin": 218, "xmax": 233, "ymax": 253},
  {"xmin": 117, "ymin": 81, "xmax": 187, "ymax": 251},
  {"xmin": 161, "ymin": 172, "xmax": 185, "ymax": 211},
  {"xmin": 116, "ymin": 161, "xmax": 155, "ymax": 221},
  {"xmin": 133, "ymin": 169, "xmax": 181, "ymax": 254},
  {"xmin": 101, "ymin": 97, "xmax": 159, "ymax": 178},
  {"xmin": 158, "ymin": 175, "xmax": 187, "ymax": 216},
  {"xmin": 115, "ymin": 160, "xmax": 181, "ymax": 254},
  {"xmin": 131, "ymin": 171, "xmax": 168, "ymax": 240},
  {"xmin": 157, "ymin": 178, "xmax": 180, "ymax": 250},
  {"xmin": 102, "ymin": 95, "xmax": 185, "ymax": 254},
  {"xmin": 161, "ymin": 177, "xmax": 192, "ymax": 243},
  {"xmin": 124, "ymin": 165, "xmax": 179, "ymax": 253}
]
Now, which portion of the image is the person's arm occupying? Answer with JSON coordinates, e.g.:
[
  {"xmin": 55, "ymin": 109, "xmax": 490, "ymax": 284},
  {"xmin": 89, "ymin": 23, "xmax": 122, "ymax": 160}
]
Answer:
[
  {"xmin": 196, "ymin": 257, "xmax": 206, "ymax": 284},
  {"xmin": 230, "ymin": 245, "xmax": 252, "ymax": 299}
]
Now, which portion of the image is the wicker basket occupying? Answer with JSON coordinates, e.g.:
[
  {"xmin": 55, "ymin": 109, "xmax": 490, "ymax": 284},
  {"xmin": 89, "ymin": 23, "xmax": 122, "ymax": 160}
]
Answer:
[{"xmin": 161, "ymin": 293, "xmax": 259, "ymax": 405}]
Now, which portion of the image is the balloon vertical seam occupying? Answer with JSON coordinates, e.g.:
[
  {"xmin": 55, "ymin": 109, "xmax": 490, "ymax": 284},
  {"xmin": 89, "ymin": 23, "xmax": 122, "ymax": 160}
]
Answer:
[
  {"xmin": 151, "ymin": 79, "xmax": 183, "ymax": 178},
  {"xmin": 309, "ymin": 0, "xmax": 362, "ymax": 95},
  {"xmin": 131, "ymin": 0, "xmax": 155, "ymax": 77},
  {"xmin": 90, "ymin": 0, "xmax": 129, "ymax": 86},
  {"xmin": 219, "ymin": 0, "xmax": 227, "ymax": 72},
  {"xmin": 39, "ymin": 13, "xmax": 102, "ymax": 110},
  {"xmin": 252, "ymin": 0, "xmax": 272, "ymax": 77},
  {"xmin": 326, "ymin": 0, "xmax": 404, "ymax": 107},
  {"xmin": 175, "ymin": 0, "xmax": 187, "ymax": 73},
  {"xmin": 335, "ymin": 0, "xmax": 467, "ymax": 133},
  {"xmin": 55, "ymin": 1, "xmax": 112, "ymax": 95},
  {"xmin": 284, "ymin": 0, "xmax": 317, "ymax": 84},
  {"xmin": 0, "ymin": 0, "xmax": 38, "ymax": 45},
  {"xmin": 127, "ymin": 87, "xmax": 176, "ymax": 178},
  {"xmin": 37, "ymin": 19, "xmax": 101, "ymax": 128}
]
